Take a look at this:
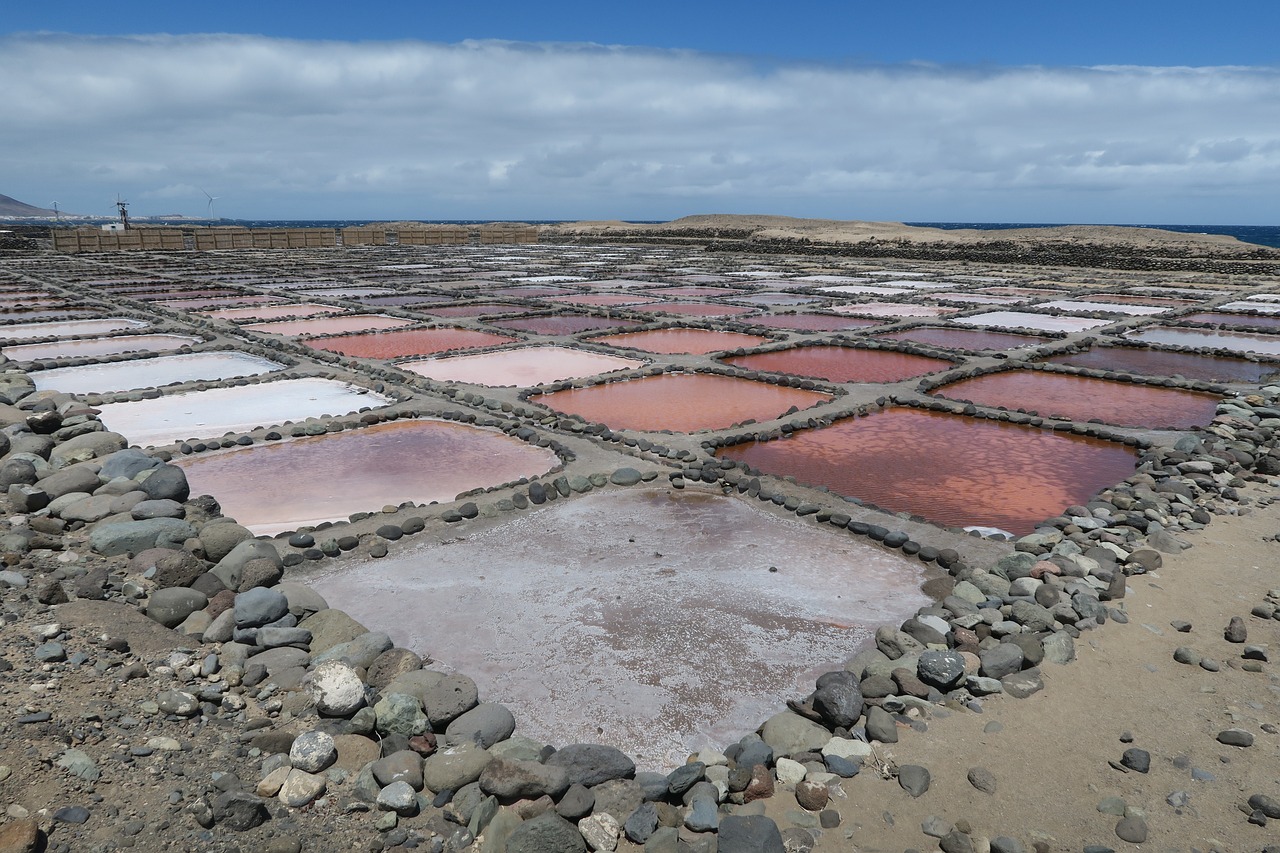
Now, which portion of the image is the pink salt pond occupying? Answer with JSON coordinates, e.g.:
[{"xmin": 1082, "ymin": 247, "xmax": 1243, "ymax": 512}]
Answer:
[
  {"xmin": 536, "ymin": 373, "xmax": 832, "ymax": 432},
  {"xmin": 176, "ymin": 419, "xmax": 559, "ymax": 535},
  {"xmin": 306, "ymin": 488, "xmax": 930, "ymax": 767},
  {"xmin": 426, "ymin": 303, "xmax": 529, "ymax": 318},
  {"xmin": 204, "ymin": 303, "xmax": 345, "ymax": 321},
  {"xmin": 875, "ymin": 327, "xmax": 1050, "ymax": 351},
  {"xmin": 932, "ymin": 370, "xmax": 1220, "ymax": 429},
  {"xmin": 645, "ymin": 302, "xmax": 757, "ymax": 318},
  {"xmin": 1180, "ymin": 312, "xmax": 1280, "ymax": 331},
  {"xmin": 952, "ymin": 311, "xmax": 1113, "ymax": 333},
  {"xmin": 0, "ymin": 318, "xmax": 147, "ymax": 340},
  {"xmin": 489, "ymin": 315, "xmax": 637, "ymax": 335},
  {"xmin": 1125, "ymin": 327, "xmax": 1280, "ymax": 356},
  {"xmin": 401, "ymin": 345, "xmax": 644, "ymax": 386},
  {"xmin": 304, "ymin": 327, "xmax": 517, "ymax": 359},
  {"xmin": 1042, "ymin": 346, "xmax": 1279, "ymax": 384},
  {"xmin": 718, "ymin": 408, "xmax": 1138, "ymax": 535},
  {"xmin": 243, "ymin": 315, "xmax": 414, "ymax": 337},
  {"xmin": 545, "ymin": 294, "xmax": 664, "ymax": 307},
  {"xmin": 830, "ymin": 303, "xmax": 957, "ymax": 318},
  {"xmin": 594, "ymin": 328, "xmax": 770, "ymax": 355},
  {"xmin": 746, "ymin": 314, "xmax": 883, "ymax": 332},
  {"xmin": 723, "ymin": 346, "xmax": 952, "ymax": 383},
  {"xmin": 1, "ymin": 334, "xmax": 203, "ymax": 361}
]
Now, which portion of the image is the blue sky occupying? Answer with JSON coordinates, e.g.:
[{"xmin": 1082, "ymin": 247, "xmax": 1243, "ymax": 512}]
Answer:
[{"xmin": 3, "ymin": 1, "xmax": 1278, "ymax": 222}]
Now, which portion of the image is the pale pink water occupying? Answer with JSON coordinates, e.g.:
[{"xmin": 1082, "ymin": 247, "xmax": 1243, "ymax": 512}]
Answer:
[
  {"xmin": 400, "ymin": 345, "xmax": 644, "ymax": 386},
  {"xmin": 595, "ymin": 328, "xmax": 771, "ymax": 355},
  {"xmin": 723, "ymin": 346, "xmax": 952, "ymax": 383},
  {"xmin": 243, "ymin": 315, "xmax": 414, "ymax": 336},
  {"xmin": 2, "ymin": 334, "xmax": 203, "ymax": 361}
]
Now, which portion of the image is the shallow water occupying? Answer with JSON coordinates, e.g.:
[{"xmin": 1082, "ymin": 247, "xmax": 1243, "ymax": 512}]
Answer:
[
  {"xmin": 595, "ymin": 328, "xmax": 771, "ymax": 355},
  {"xmin": 952, "ymin": 311, "xmax": 1113, "ymax": 332},
  {"xmin": 307, "ymin": 488, "xmax": 930, "ymax": 768},
  {"xmin": 723, "ymin": 346, "xmax": 951, "ymax": 383},
  {"xmin": 0, "ymin": 318, "xmax": 147, "ymax": 340},
  {"xmin": 304, "ymin": 327, "xmax": 516, "ymax": 359},
  {"xmin": 489, "ymin": 315, "xmax": 637, "ymax": 335},
  {"xmin": 718, "ymin": 408, "xmax": 1138, "ymax": 534},
  {"xmin": 1, "ymin": 333, "xmax": 203, "ymax": 361},
  {"xmin": 537, "ymin": 373, "xmax": 832, "ymax": 432},
  {"xmin": 1125, "ymin": 326, "xmax": 1280, "ymax": 356},
  {"xmin": 401, "ymin": 346, "xmax": 644, "ymax": 386},
  {"xmin": 545, "ymin": 294, "xmax": 664, "ymax": 307},
  {"xmin": 649, "ymin": 286, "xmax": 748, "ymax": 298},
  {"xmin": 204, "ymin": 303, "xmax": 345, "ymax": 321},
  {"xmin": 933, "ymin": 370, "xmax": 1220, "ymax": 429},
  {"xmin": 95, "ymin": 377, "xmax": 391, "ymax": 446},
  {"xmin": 733, "ymin": 292, "xmax": 827, "ymax": 306},
  {"xmin": 177, "ymin": 419, "xmax": 559, "ymax": 535},
  {"xmin": 426, "ymin": 303, "xmax": 530, "ymax": 318},
  {"xmin": 32, "ymin": 351, "xmax": 285, "ymax": 395},
  {"xmin": 875, "ymin": 327, "xmax": 1050, "ymax": 351},
  {"xmin": 1042, "ymin": 346, "xmax": 1280, "ymax": 383},
  {"xmin": 830, "ymin": 303, "xmax": 957, "ymax": 318},
  {"xmin": 244, "ymin": 315, "xmax": 414, "ymax": 336},
  {"xmin": 820, "ymin": 285, "xmax": 910, "ymax": 296},
  {"xmin": 1178, "ymin": 312, "xmax": 1280, "ymax": 331},
  {"xmin": 645, "ymin": 302, "xmax": 757, "ymax": 317},
  {"xmin": 1039, "ymin": 299, "xmax": 1168, "ymax": 316},
  {"xmin": 744, "ymin": 314, "xmax": 883, "ymax": 332}
]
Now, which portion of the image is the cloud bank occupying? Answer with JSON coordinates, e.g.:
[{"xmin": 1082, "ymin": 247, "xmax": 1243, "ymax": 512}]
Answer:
[{"xmin": 3, "ymin": 33, "xmax": 1278, "ymax": 222}]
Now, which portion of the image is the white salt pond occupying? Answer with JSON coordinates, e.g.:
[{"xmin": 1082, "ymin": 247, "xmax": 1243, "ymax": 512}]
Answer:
[
  {"xmin": 1125, "ymin": 326, "xmax": 1280, "ymax": 356},
  {"xmin": 95, "ymin": 377, "xmax": 391, "ymax": 446},
  {"xmin": 400, "ymin": 345, "xmax": 644, "ymax": 386},
  {"xmin": 952, "ymin": 311, "xmax": 1115, "ymax": 332},
  {"xmin": 32, "ymin": 351, "xmax": 286, "ymax": 395},
  {"xmin": 308, "ymin": 488, "xmax": 930, "ymax": 768},
  {"xmin": 0, "ymin": 318, "xmax": 148, "ymax": 340},
  {"xmin": 1039, "ymin": 299, "xmax": 1168, "ymax": 316},
  {"xmin": 1, "ymin": 333, "xmax": 202, "ymax": 361}
]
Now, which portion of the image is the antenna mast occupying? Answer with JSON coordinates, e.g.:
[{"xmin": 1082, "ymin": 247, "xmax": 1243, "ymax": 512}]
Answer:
[{"xmin": 116, "ymin": 196, "xmax": 130, "ymax": 230}]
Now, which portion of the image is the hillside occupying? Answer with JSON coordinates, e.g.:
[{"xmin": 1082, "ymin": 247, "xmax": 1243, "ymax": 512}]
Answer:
[{"xmin": 0, "ymin": 193, "xmax": 57, "ymax": 217}]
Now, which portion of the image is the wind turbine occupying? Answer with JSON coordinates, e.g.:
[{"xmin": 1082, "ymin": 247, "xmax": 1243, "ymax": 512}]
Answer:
[
  {"xmin": 200, "ymin": 188, "xmax": 221, "ymax": 221},
  {"xmin": 51, "ymin": 201, "xmax": 60, "ymax": 224}
]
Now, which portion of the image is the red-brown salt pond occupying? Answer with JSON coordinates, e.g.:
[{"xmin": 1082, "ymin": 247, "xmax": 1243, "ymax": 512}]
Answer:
[
  {"xmin": 2, "ymin": 333, "xmax": 203, "ymax": 361},
  {"xmin": 718, "ymin": 408, "xmax": 1138, "ymax": 535},
  {"xmin": 204, "ymin": 303, "xmax": 345, "ymax": 321},
  {"xmin": 1180, "ymin": 312, "xmax": 1280, "ymax": 331},
  {"xmin": 1041, "ymin": 346, "xmax": 1279, "ymax": 383},
  {"xmin": 401, "ymin": 345, "xmax": 644, "ymax": 386},
  {"xmin": 243, "ymin": 315, "xmax": 414, "ymax": 336},
  {"xmin": 489, "ymin": 315, "xmax": 637, "ymax": 335},
  {"xmin": 537, "ymin": 373, "xmax": 832, "ymax": 432},
  {"xmin": 933, "ymin": 370, "xmax": 1220, "ymax": 429},
  {"xmin": 594, "ymin": 328, "xmax": 771, "ymax": 355},
  {"xmin": 177, "ymin": 419, "xmax": 559, "ymax": 535},
  {"xmin": 545, "ymin": 294, "xmax": 665, "ymax": 307},
  {"xmin": 745, "ymin": 314, "xmax": 883, "ymax": 332},
  {"xmin": 875, "ymin": 327, "xmax": 1051, "ymax": 351},
  {"xmin": 303, "ymin": 327, "xmax": 517, "ymax": 358},
  {"xmin": 425, "ymin": 303, "xmax": 529, "ymax": 318},
  {"xmin": 646, "ymin": 302, "xmax": 757, "ymax": 318},
  {"xmin": 723, "ymin": 346, "xmax": 952, "ymax": 383}
]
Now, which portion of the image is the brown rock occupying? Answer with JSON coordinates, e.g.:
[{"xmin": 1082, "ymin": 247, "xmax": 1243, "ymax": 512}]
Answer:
[
  {"xmin": 514, "ymin": 795, "xmax": 555, "ymax": 819},
  {"xmin": 367, "ymin": 647, "xmax": 424, "ymax": 689},
  {"xmin": 795, "ymin": 780, "xmax": 829, "ymax": 811},
  {"xmin": 408, "ymin": 733, "xmax": 437, "ymax": 757},
  {"xmin": 333, "ymin": 734, "xmax": 381, "ymax": 772},
  {"xmin": 205, "ymin": 589, "xmax": 236, "ymax": 619},
  {"xmin": 0, "ymin": 817, "xmax": 41, "ymax": 853},
  {"xmin": 743, "ymin": 764, "xmax": 775, "ymax": 803}
]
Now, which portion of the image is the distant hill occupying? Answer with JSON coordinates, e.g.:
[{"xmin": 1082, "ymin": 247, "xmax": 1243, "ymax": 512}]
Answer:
[{"xmin": 0, "ymin": 194, "xmax": 57, "ymax": 217}]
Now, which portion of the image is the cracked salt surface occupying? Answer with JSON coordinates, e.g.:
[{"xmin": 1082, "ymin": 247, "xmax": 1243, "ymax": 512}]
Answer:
[{"xmin": 307, "ymin": 488, "xmax": 930, "ymax": 769}]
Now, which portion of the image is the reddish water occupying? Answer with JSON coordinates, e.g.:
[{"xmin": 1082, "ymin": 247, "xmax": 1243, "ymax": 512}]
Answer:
[
  {"xmin": 546, "ymin": 294, "xmax": 664, "ymax": 307},
  {"xmin": 1086, "ymin": 294, "xmax": 1198, "ymax": 307},
  {"xmin": 159, "ymin": 296, "xmax": 282, "ymax": 309},
  {"xmin": 537, "ymin": 374, "xmax": 832, "ymax": 432},
  {"xmin": 1180, "ymin": 312, "xmax": 1280, "ymax": 330},
  {"xmin": 1042, "ymin": 347, "xmax": 1279, "ymax": 383},
  {"xmin": 490, "ymin": 315, "xmax": 637, "ymax": 335},
  {"xmin": 646, "ymin": 302, "xmax": 757, "ymax": 317},
  {"xmin": 2, "ymin": 334, "xmax": 203, "ymax": 361},
  {"xmin": 595, "ymin": 328, "xmax": 771, "ymax": 354},
  {"xmin": 205, "ymin": 303, "xmax": 345, "ymax": 321},
  {"xmin": 875, "ymin": 327, "xmax": 1051, "ymax": 351},
  {"xmin": 304, "ymin": 327, "xmax": 516, "ymax": 358},
  {"xmin": 356, "ymin": 294, "xmax": 453, "ymax": 307},
  {"xmin": 426, "ymin": 303, "xmax": 530, "ymax": 318},
  {"xmin": 718, "ymin": 408, "xmax": 1138, "ymax": 535},
  {"xmin": 933, "ymin": 370, "xmax": 1221, "ymax": 429},
  {"xmin": 243, "ymin": 315, "xmax": 414, "ymax": 336},
  {"xmin": 723, "ymin": 346, "xmax": 951, "ymax": 383},
  {"xmin": 744, "ymin": 314, "xmax": 883, "ymax": 332},
  {"xmin": 177, "ymin": 419, "xmax": 559, "ymax": 534}
]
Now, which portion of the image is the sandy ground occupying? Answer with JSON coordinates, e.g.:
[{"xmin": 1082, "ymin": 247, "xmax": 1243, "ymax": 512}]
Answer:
[{"xmin": 740, "ymin": 482, "xmax": 1280, "ymax": 853}]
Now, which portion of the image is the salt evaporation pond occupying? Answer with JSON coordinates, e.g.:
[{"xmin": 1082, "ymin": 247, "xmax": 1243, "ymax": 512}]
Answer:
[
  {"xmin": 489, "ymin": 315, "xmax": 636, "ymax": 335},
  {"xmin": 1179, "ymin": 312, "xmax": 1280, "ymax": 331},
  {"xmin": 546, "ymin": 294, "xmax": 664, "ymax": 307},
  {"xmin": 401, "ymin": 346, "xmax": 644, "ymax": 386},
  {"xmin": 952, "ymin": 311, "xmax": 1113, "ymax": 332},
  {"xmin": 307, "ymin": 488, "xmax": 930, "ymax": 767},
  {"xmin": 177, "ymin": 419, "xmax": 559, "ymax": 535},
  {"xmin": 718, "ymin": 408, "xmax": 1138, "ymax": 535},
  {"xmin": 722, "ymin": 346, "xmax": 951, "ymax": 383},
  {"xmin": 746, "ymin": 314, "xmax": 883, "ymax": 332},
  {"xmin": 595, "ymin": 328, "xmax": 770, "ymax": 355},
  {"xmin": 830, "ymin": 303, "xmax": 956, "ymax": 318},
  {"xmin": 243, "ymin": 315, "xmax": 414, "ymax": 336},
  {"xmin": 537, "ymin": 374, "xmax": 832, "ymax": 432},
  {"xmin": 303, "ymin": 328, "xmax": 516, "ymax": 359},
  {"xmin": 32, "ymin": 351, "xmax": 286, "ymax": 395},
  {"xmin": 1125, "ymin": 327, "xmax": 1280, "ymax": 356},
  {"xmin": 646, "ymin": 302, "xmax": 757, "ymax": 317},
  {"xmin": 1042, "ymin": 346, "xmax": 1280, "ymax": 383},
  {"xmin": 95, "ymin": 377, "xmax": 391, "ymax": 447},
  {"xmin": 1, "ymin": 333, "xmax": 203, "ymax": 361},
  {"xmin": 426, "ymin": 303, "xmax": 528, "ymax": 318},
  {"xmin": 1039, "ymin": 299, "xmax": 1168, "ymax": 316},
  {"xmin": 875, "ymin": 327, "xmax": 1050, "ymax": 351},
  {"xmin": 933, "ymin": 370, "xmax": 1220, "ymax": 429},
  {"xmin": 0, "ymin": 318, "xmax": 148, "ymax": 340},
  {"xmin": 205, "ymin": 304, "xmax": 344, "ymax": 321}
]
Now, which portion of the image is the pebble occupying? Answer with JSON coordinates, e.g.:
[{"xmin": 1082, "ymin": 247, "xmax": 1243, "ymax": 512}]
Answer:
[
  {"xmin": 1224, "ymin": 616, "xmax": 1248, "ymax": 643},
  {"xmin": 1115, "ymin": 815, "xmax": 1148, "ymax": 843},
  {"xmin": 967, "ymin": 766, "xmax": 997, "ymax": 794},
  {"xmin": 1217, "ymin": 728, "xmax": 1255, "ymax": 747},
  {"xmin": 897, "ymin": 765, "xmax": 930, "ymax": 798}
]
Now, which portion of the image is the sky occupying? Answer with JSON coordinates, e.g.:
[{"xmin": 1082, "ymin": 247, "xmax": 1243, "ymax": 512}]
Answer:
[{"xmin": 3, "ymin": 1, "xmax": 1278, "ymax": 223}]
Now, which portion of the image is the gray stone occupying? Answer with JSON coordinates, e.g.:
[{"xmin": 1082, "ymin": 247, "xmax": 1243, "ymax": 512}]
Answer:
[
  {"xmin": 1001, "ymin": 669, "xmax": 1045, "ymax": 699},
  {"xmin": 1217, "ymin": 728, "xmax": 1254, "ymax": 747},
  {"xmin": 366, "ymin": 647, "xmax": 423, "ymax": 688},
  {"xmin": 146, "ymin": 587, "xmax": 208, "ymax": 629},
  {"xmin": 275, "ymin": 582, "xmax": 328, "ymax": 618},
  {"xmin": 916, "ymin": 649, "xmax": 965, "ymax": 690},
  {"xmin": 422, "ymin": 742, "xmax": 493, "ymax": 793},
  {"xmin": 155, "ymin": 689, "xmax": 199, "ymax": 717},
  {"xmin": 479, "ymin": 757, "xmax": 570, "ymax": 802},
  {"xmin": 610, "ymin": 468, "xmax": 642, "ymax": 486},
  {"xmin": 578, "ymin": 813, "xmax": 621, "ymax": 852},
  {"xmin": 137, "ymin": 464, "xmax": 190, "ymax": 502},
  {"xmin": 555, "ymin": 783, "xmax": 594, "ymax": 820},
  {"xmin": 289, "ymin": 731, "xmax": 337, "ymax": 773},
  {"xmin": 307, "ymin": 660, "xmax": 366, "ymax": 716},
  {"xmin": 967, "ymin": 766, "xmax": 996, "ymax": 794},
  {"xmin": 298, "ymin": 608, "xmax": 368, "ymax": 654},
  {"xmin": 89, "ymin": 518, "xmax": 196, "ymax": 557},
  {"xmin": 129, "ymin": 498, "xmax": 184, "ymax": 520},
  {"xmin": 865, "ymin": 705, "xmax": 898, "ymax": 743},
  {"xmin": 760, "ymin": 711, "xmax": 831, "ymax": 758},
  {"xmin": 1041, "ymin": 631, "xmax": 1076, "ymax": 665},
  {"xmin": 811, "ymin": 670, "xmax": 863, "ymax": 729},
  {"xmin": 278, "ymin": 768, "xmax": 326, "ymax": 807},
  {"xmin": 623, "ymin": 802, "xmax": 658, "ymax": 844},
  {"xmin": 590, "ymin": 778, "xmax": 644, "ymax": 823},
  {"xmin": 200, "ymin": 522, "xmax": 255, "ymax": 563},
  {"xmin": 717, "ymin": 814, "xmax": 785, "ymax": 853},
  {"xmin": 377, "ymin": 780, "xmax": 420, "ymax": 815},
  {"xmin": 545, "ymin": 743, "xmax": 635, "ymax": 788},
  {"xmin": 383, "ymin": 670, "xmax": 478, "ymax": 727},
  {"xmin": 313, "ymin": 631, "xmax": 394, "ymax": 669},
  {"xmin": 211, "ymin": 540, "xmax": 283, "ymax": 592},
  {"xmin": 1224, "ymin": 616, "xmax": 1247, "ymax": 643},
  {"xmin": 447, "ymin": 702, "xmax": 516, "ymax": 748},
  {"xmin": 36, "ymin": 465, "xmax": 101, "ymax": 500},
  {"xmin": 684, "ymin": 795, "xmax": 719, "ymax": 832},
  {"xmin": 371, "ymin": 750, "xmax": 425, "ymax": 790},
  {"xmin": 211, "ymin": 791, "xmax": 269, "ymax": 831},
  {"xmin": 374, "ymin": 692, "xmax": 430, "ymax": 736},
  {"xmin": 234, "ymin": 587, "xmax": 290, "ymax": 629},
  {"xmin": 1115, "ymin": 816, "xmax": 1148, "ymax": 843},
  {"xmin": 897, "ymin": 765, "xmax": 930, "ymax": 798},
  {"xmin": 979, "ymin": 643, "xmax": 1025, "ymax": 678},
  {"xmin": 98, "ymin": 448, "xmax": 161, "ymax": 480},
  {"xmin": 505, "ymin": 812, "xmax": 585, "ymax": 853}
]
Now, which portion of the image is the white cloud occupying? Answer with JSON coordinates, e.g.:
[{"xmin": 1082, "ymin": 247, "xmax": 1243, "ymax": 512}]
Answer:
[{"xmin": 2, "ymin": 33, "xmax": 1277, "ymax": 222}]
